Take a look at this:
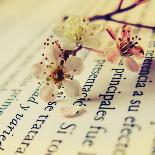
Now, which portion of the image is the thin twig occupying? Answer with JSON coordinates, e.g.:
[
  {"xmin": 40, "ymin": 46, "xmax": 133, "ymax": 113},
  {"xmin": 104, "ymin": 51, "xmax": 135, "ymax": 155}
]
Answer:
[
  {"xmin": 89, "ymin": 0, "xmax": 155, "ymax": 30},
  {"xmin": 110, "ymin": 18, "xmax": 155, "ymax": 30},
  {"xmin": 82, "ymin": 46, "xmax": 104, "ymax": 55},
  {"xmin": 117, "ymin": 0, "xmax": 124, "ymax": 10},
  {"xmin": 71, "ymin": 45, "xmax": 104, "ymax": 55}
]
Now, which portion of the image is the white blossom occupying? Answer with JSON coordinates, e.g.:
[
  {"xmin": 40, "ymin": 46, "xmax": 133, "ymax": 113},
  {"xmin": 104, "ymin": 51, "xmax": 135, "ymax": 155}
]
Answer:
[
  {"xmin": 32, "ymin": 42, "xmax": 83, "ymax": 102},
  {"xmin": 53, "ymin": 15, "xmax": 104, "ymax": 50}
]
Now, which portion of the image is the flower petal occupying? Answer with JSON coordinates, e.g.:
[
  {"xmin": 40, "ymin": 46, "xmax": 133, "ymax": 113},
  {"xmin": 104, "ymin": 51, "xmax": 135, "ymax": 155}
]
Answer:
[
  {"xmin": 63, "ymin": 79, "xmax": 81, "ymax": 98},
  {"xmin": 125, "ymin": 57, "xmax": 139, "ymax": 72},
  {"xmin": 44, "ymin": 43, "xmax": 62, "ymax": 64},
  {"xmin": 83, "ymin": 38, "xmax": 101, "ymax": 48},
  {"xmin": 60, "ymin": 106, "xmax": 86, "ymax": 118},
  {"xmin": 89, "ymin": 23, "xmax": 104, "ymax": 34},
  {"xmin": 59, "ymin": 37, "xmax": 77, "ymax": 50},
  {"xmin": 106, "ymin": 45, "xmax": 120, "ymax": 63},
  {"xmin": 53, "ymin": 26, "xmax": 64, "ymax": 37},
  {"xmin": 130, "ymin": 46, "xmax": 144, "ymax": 59},
  {"xmin": 31, "ymin": 63, "xmax": 50, "ymax": 80},
  {"xmin": 121, "ymin": 24, "xmax": 131, "ymax": 40},
  {"xmin": 39, "ymin": 81, "xmax": 56, "ymax": 102},
  {"xmin": 64, "ymin": 56, "xmax": 84, "ymax": 75}
]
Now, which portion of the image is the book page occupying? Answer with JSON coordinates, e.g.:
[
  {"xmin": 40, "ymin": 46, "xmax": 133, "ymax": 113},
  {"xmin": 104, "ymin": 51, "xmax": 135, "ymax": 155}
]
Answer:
[{"xmin": 0, "ymin": 0, "xmax": 155, "ymax": 155}]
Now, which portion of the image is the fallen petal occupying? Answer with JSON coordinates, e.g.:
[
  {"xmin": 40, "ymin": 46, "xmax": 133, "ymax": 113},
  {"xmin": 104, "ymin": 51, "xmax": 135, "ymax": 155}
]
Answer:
[{"xmin": 60, "ymin": 106, "xmax": 86, "ymax": 118}]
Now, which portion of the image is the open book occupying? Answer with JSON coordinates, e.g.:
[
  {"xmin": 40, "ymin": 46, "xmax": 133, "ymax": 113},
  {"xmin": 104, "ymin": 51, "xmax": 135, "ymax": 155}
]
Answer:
[{"xmin": 0, "ymin": 0, "xmax": 155, "ymax": 154}]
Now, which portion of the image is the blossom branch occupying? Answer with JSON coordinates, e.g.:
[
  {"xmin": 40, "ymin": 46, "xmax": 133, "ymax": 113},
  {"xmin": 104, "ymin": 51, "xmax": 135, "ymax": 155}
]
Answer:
[
  {"xmin": 110, "ymin": 18, "xmax": 155, "ymax": 29},
  {"xmin": 89, "ymin": 0, "xmax": 155, "ymax": 30},
  {"xmin": 117, "ymin": 0, "xmax": 124, "ymax": 10},
  {"xmin": 71, "ymin": 45, "xmax": 104, "ymax": 56}
]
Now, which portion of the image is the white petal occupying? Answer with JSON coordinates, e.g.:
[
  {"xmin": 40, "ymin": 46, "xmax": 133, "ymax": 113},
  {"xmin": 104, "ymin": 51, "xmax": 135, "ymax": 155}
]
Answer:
[
  {"xmin": 89, "ymin": 23, "xmax": 104, "ymax": 33},
  {"xmin": 64, "ymin": 79, "xmax": 81, "ymax": 98},
  {"xmin": 53, "ymin": 26, "xmax": 64, "ymax": 37},
  {"xmin": 59, "ymin": 37, "xmax": 77, "ymax": 50},
  {"xmin": 44, "ymin": 43, "xmax": 62, "ymax": 64},
  {"xmin": 39, "ymin": 81, "xmax": 56, "ymax": 102},
  {"xmin": 64, "ymin": 56, "xmax": 84, "ymax": 75},
  {"xmin": 53, "ymin": 43, "xmax": 63, "ymax": 61},
  {"xmin": 31, "ymin": 63, "xmax": 42, "ymax": 78},
  {"xmin": 60, "ymin": 106, "xmax": 86, "ymax": 118},
  {"xmin": 83, "ymin": 38, "xmax": 101, "ymax": 48},
  {"xmin": 31, "ymin": 63, "xmax": 50, "ymax": 80}
]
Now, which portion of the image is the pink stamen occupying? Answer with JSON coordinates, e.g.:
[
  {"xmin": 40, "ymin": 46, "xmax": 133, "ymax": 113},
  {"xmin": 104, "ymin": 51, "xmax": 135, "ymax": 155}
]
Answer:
[{"xmin": 106, "ymin": 27, "xmax": 117, "ymax": 40}]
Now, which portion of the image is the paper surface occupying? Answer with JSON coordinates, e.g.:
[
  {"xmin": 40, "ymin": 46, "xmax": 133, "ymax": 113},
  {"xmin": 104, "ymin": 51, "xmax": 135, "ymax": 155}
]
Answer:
[{"xmin": 0, "ymin": 0, "xmax": 155, "ymax": 155}]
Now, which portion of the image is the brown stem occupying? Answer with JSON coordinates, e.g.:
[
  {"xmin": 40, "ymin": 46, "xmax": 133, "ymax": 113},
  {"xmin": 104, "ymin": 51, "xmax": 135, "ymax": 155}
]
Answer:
[
  {"xmin": 89, "ymin": 0, "xmax": 155, "ymax": 30},
  {"xmin": 110, "ymin": 18, "xmax": 155, "ymax": 30},
  {"xmin": 117, "ymin": 0, "xmax": 124, "ymax": 10}
]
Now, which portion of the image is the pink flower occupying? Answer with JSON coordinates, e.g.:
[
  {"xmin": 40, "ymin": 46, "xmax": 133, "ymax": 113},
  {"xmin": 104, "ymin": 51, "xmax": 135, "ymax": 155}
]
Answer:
[
  {"xmin": 106, "ymin": 24, "xmax": 144, "ymax": 72},
  {"xmin": 32, "ymin": 41, "xmax": 83, "ymax": 102}
]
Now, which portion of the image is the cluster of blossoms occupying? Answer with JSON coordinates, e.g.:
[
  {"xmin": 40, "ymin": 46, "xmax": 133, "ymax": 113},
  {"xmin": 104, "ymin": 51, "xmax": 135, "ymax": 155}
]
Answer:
[{"xmin": 32, "ymin": 15, "xmax": 144, "ymax": 104}]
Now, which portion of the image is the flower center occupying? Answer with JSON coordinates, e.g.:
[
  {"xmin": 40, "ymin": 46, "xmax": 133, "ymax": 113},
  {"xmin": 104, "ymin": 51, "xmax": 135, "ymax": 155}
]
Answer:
[
  {"xmin": 120, "ymin": 41, "xmax": 132, "ymax": 56},
  {"xmin": 51, "ymin": 68, "xmax": 64, "ymax": 83},
  {"xmin": 119, "ymin": 36, "xmax": 141, "ymax": 57}
]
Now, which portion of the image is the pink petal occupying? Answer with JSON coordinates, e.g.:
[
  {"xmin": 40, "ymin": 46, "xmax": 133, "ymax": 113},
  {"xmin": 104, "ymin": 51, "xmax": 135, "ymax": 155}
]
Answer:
[
  {"xmin": 121, "ymin": 25, "xmax": 131, "ymax": 39},
  {"xmin": 39, "ymin": 81, "xmax": 56, "ymax": 102},
  {"xmin": 106, "ymin": 45, "xmax": 120, "ymax": 63},
  {"xmin": 63, "ymin": 79, "xmax": 81, "ymax": 98},
  {"xmin": 130, "ymin": 46, "xmax": 144, "ymax": 59},
  {"xmin": 125, "ymin": 57, "xmax": 139, "ymax": 72},
  {"xmin": 106, "ymin": 26, "xmax": 117, "ymax": 40}
]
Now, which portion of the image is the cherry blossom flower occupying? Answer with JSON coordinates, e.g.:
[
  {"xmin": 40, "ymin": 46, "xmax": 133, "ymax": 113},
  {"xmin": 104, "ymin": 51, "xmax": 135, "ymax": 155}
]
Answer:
[
  {"xmin": 106, "ymin": 25, "xmax": 144, "ymax": 72},
  {"xmin": 32, "ymin": 41, "xmax": 84, "ymax": 102},
  {"xmin": 53, "ymin": 15, "xmax": 104, "ymax": 50}
]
